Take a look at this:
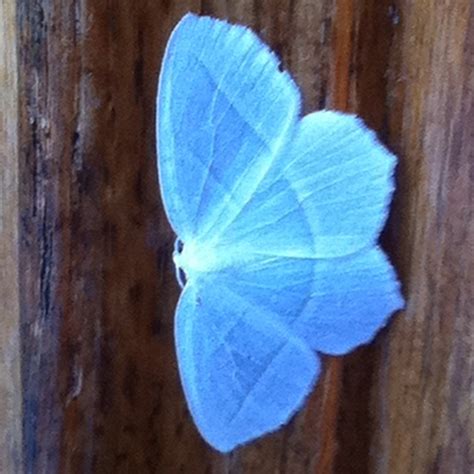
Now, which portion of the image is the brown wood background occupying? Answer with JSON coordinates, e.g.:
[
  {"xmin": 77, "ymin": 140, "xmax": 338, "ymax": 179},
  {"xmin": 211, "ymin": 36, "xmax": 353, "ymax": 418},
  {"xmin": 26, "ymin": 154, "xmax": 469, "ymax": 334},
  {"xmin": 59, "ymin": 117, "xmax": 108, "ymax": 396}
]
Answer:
[{"xmin": 1, "ymin": 0, "xmax": 473, "ymax": 472}]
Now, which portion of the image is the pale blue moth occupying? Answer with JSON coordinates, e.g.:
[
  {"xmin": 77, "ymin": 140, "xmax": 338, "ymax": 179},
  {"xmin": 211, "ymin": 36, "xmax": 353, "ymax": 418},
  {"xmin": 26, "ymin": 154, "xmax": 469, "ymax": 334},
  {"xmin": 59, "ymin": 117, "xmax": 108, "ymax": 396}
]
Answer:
[{"xmin": 157, "ymin": 13, "xmax": 404, "ymax": 452}]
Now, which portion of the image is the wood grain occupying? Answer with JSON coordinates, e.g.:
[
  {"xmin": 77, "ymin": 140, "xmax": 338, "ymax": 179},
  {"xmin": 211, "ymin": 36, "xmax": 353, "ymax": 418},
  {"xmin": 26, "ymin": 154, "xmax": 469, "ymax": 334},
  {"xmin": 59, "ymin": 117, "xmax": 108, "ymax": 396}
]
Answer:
[
  {"xmin": 0, "ymin": 0, "xmax": 23, "ymax": 472},
  {"xmin": 370, "ymin": 1, "xmax": 474, "ymax": 472},
  {"xmin": 6, "ymin": 0, "xmax": 473, "ymax": 472}
]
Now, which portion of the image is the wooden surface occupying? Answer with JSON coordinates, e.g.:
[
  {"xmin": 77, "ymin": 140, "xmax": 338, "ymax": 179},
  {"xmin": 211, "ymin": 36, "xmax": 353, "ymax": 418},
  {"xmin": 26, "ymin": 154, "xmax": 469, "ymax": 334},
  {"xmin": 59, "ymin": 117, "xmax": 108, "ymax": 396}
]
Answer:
[
  {"xmin": 0, "ymin": 0, "xmax": 23, "ymax": 472},
  {"xmin": 1, "ymin": 0, "xmax": 472, "ymax": 472}
]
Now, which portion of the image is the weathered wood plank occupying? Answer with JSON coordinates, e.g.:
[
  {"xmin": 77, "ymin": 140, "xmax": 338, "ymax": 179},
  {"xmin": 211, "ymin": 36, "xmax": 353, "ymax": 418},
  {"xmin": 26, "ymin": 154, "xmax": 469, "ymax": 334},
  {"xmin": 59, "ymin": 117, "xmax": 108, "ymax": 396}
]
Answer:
[
  {"xmin": 369, "ymin": 1, "xmax": 474, "ymax": 472},
  {"xmin": 17, "ymin": 1, "xmax": 213, "ymax": 471},
  {"xmin": 0, "ymin": 0, "xmax": 23, "ymax": 471},
  {"xmin": 17, "ymin": 1, "xmax": 343, "ymax": 472},
  {"xmin": 13, "ymin": 0, "xmax": 474, "ymax": 472},
  {"xmin": 334, "ymin": 1, "xmax": 473, "ymax": 473}
]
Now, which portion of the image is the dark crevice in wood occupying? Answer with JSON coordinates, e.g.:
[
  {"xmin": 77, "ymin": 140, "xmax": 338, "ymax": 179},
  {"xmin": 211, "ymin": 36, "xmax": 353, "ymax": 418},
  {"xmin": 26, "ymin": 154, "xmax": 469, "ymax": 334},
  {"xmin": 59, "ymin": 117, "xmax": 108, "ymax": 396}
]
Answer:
[
  {"xmin": 318, "ymin": 2, "xmax": 334, "ymax": 110},
  {"xmin": 333, "ymin": 1, "xmax": 399, "ymax": 473},
  {"xmin": 18, "ymin": 1, "xmax": 62, "ymax": 470},
  {"xmin": 253, "ymin": 1, "xmax": 261, "ymax": 34},
  {"xmin": 200, "ymin": 0, "xmax": 214, "ymax": 16}
]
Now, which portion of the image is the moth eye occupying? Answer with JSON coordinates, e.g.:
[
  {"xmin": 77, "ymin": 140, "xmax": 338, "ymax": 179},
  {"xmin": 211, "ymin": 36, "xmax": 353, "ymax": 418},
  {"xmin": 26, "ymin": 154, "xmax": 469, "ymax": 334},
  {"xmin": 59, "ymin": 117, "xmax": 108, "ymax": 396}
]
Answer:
[
  {"xmin": 173, "ymin": 238, "xmax": 187, "ymax": 287},
  {"xmin": 178, "ymin": 267, "xmax": 187, "ymax": 287}
]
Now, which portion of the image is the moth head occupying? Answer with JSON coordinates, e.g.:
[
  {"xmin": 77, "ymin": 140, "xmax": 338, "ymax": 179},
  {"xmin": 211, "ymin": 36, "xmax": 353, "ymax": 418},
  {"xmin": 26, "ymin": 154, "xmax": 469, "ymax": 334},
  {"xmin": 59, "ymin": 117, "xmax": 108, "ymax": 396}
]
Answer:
[
  {"xmin": 173, "ymin": 238, "xmax": 217, "ymax": 285},
  {"xmin": 173, "ymin": 239, "xmax": 187, "ymax": 287}
]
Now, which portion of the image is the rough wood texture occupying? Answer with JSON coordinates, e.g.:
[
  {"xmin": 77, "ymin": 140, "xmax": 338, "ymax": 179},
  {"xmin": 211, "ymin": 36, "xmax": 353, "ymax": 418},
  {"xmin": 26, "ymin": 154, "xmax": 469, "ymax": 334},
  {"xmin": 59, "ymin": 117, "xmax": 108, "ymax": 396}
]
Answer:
[
  {"xmin": 0, "ymin": 0, "xmax": 23, "ymax": 472},
  {"xmin": 5, "ymin": 0, "xmax": 472, "ymax": 472}
]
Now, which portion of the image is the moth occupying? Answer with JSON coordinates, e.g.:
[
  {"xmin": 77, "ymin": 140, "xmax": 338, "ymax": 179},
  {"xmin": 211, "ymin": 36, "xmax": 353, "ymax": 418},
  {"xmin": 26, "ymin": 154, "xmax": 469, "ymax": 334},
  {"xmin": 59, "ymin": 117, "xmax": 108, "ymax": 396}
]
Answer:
[{"xmin": 156, "ymin": 13, "xmax": 403, "ymax": 452}]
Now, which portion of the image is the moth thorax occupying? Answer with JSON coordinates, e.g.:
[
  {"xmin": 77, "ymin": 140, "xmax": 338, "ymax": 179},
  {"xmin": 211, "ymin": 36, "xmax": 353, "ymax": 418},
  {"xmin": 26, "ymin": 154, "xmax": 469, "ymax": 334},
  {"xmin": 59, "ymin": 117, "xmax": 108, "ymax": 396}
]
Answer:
[{"xmin": 173, "ymin": 239, "xmax": 218, "ymax": 278}]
